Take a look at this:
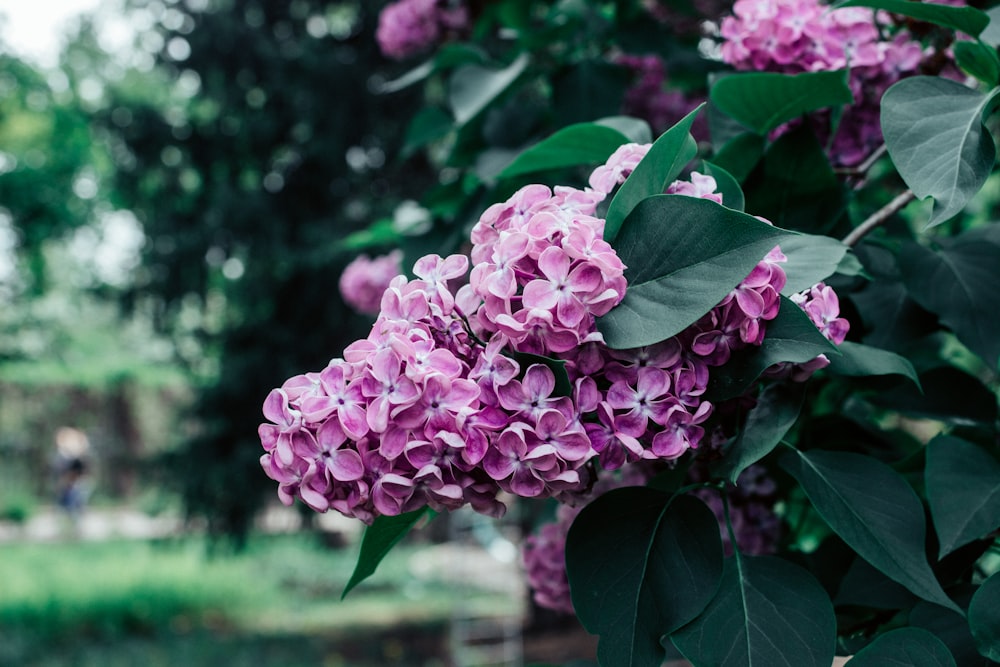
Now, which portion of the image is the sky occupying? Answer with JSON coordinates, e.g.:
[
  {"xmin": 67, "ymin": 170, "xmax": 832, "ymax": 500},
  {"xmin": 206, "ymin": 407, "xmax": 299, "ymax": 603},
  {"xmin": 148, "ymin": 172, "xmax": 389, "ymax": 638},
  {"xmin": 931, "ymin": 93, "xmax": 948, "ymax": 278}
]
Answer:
[{"xmin": 0, "ymin": 0, "xmax": 130, "ymax": 67}]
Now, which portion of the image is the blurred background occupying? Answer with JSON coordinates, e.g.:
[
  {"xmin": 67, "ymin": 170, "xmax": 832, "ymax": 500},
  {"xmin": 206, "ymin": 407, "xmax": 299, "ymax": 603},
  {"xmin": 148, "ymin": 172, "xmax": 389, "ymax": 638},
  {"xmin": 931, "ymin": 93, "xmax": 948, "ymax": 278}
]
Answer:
[{"xmin": 0, "ymin": 1, "xmax": 601, "ymax": 664}]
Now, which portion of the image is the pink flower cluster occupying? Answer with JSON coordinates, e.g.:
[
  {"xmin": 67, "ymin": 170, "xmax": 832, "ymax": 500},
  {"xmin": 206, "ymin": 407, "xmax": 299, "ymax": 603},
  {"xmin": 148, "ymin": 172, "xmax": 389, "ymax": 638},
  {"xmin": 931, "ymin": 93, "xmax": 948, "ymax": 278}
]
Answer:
[
  {"xmin": 766, "ymin": 281, "xmax": 850, "ymax": 381},
  {"xmin": 618, "ymin": 54, "xmax": 708, "ymax": 138},
  {"xmin": 339, "ymin": 250, "xmax": 403, "ymax": 316},
  {"xmin": 718, "ymin": 0, "xmax": 926, "ymax": 165},
  {"xmin": 376, "ymin": 0, "xmax": 469, "ymax": 60}
]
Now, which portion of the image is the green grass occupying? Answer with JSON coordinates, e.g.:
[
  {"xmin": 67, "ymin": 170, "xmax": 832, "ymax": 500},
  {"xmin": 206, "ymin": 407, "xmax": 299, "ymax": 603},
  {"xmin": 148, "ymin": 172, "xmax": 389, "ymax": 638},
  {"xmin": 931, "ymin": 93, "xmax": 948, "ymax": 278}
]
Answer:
[{"xmin": 0, "ymin": 533, "xmax": 519, "ymax": 666}]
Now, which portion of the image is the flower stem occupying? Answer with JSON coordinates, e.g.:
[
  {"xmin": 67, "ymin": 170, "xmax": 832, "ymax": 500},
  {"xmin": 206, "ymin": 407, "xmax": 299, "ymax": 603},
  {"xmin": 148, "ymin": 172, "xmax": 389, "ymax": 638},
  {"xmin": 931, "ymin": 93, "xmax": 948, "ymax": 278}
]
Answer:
[{"xmin": 841, "ymin": 189, "xmax": 916, "ymax": 247}]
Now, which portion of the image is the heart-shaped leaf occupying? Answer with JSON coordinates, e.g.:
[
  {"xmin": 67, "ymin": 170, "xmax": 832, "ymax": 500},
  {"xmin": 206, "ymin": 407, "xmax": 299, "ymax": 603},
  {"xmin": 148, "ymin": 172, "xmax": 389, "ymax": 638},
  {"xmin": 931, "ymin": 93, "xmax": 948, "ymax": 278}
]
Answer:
[
  {"xmin": 846, "ymin": 627, "xmax": 956, "ymax": 667},
  {"xmin": 710, "ymin": 70, "xmax": 853, "ymax": 135},
  {"xmin": 780, "ymin": 449, "xmax": 960, "ymax": 613},
  {"xmin": 598, "ymin": 195, "xmax": 792, "ymax": 349},
  {"xmin": 926, "ymin": 435, "xmax": 1000, "ymax": 558},
  {"xmin": 671, "ymin": 555, "xmax": 836, "ymax": 667},
  {"xmin": 566, "ymin": 489, "xmax": 724, "ymax": 666},
  {"xmin": 881, "ymin": 76, "xmax": 1000, "ymax": 228}
]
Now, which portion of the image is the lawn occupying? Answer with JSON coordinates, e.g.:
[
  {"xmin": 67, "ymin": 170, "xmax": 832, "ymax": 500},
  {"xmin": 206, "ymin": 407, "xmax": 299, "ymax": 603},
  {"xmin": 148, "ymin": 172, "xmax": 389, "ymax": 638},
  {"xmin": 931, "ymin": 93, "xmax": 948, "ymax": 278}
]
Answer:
[{"xmin": 0, "ymin": 532, "xmax": 521, "ymax": 666}]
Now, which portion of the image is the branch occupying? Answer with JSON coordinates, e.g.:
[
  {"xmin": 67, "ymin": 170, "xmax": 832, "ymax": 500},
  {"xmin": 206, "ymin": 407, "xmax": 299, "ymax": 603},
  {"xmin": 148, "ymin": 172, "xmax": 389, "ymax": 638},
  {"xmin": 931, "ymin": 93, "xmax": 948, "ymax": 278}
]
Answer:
[
  {"xmin": 834, "ymin": 144, "xmax": 888, "ymax": 179},
  {"xmin": 842, "ymin": 189, "xmax": 916, "ymax": 247}
]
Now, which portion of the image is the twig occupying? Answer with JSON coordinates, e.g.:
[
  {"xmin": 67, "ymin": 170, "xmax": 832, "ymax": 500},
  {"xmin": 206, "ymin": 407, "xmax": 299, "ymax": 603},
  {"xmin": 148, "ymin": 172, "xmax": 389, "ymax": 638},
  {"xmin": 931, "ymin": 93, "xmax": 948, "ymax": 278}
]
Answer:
[
  {"xmin": 842, "ymin": 189, "xmax": 916, "ymax": 247},
  {"xmin": 834, "ymin": 144, "xmax": 889, "ymax": 178}
]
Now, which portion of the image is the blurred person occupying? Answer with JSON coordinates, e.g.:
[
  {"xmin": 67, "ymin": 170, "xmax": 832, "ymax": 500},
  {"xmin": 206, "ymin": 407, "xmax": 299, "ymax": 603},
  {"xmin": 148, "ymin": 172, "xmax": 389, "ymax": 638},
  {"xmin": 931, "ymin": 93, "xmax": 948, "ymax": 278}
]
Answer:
[{"xmin": 53, "ymin": 427, "xmax": 91, "ymax": 526}]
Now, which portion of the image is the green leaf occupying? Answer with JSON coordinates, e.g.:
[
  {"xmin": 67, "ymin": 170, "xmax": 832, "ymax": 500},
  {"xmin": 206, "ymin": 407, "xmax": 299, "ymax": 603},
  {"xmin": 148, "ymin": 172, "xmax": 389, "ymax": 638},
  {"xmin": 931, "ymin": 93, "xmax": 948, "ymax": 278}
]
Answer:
[
  {"xmin": 712, "ymin": 132, "xmax": 765, "ymax": 183},
  {"xmin": 402, "ymin": 107, "xmax": 453, "ymax": 157},
  {"xmin": 603, "ymin": 106, "xmax": 702, "ymax": 243},
  {"xmin": 506, "ymin": 351, "xmax": 573, "ymax": 398},
  {"xmin": 835, "ymin": 556, "xmax": 919, "ymax": 609},
  {"xmin": 497, "ymin": 123, "xmax": 629, "ymax": 179},
  {"xmin": 710, "ymin": 70, "xmax": 854, "ymax": 135},
  {"xmin": 718, "ymin": 383, "xmax": 804, "ymax": 484},
  {"xmin": 448, "ymin": 53, "xmax": 530, "ymax": 126},
  {"xmin": 846, "ymin": 628, "xmax": 956, "ymax": 667},
  {"xmin": 596, "ymin": 115, "xmax": 652, "ymax": 143},
  {"xmin": 342, "ymin": 508, "xmax": 435, "ymax": 599},
  {"xmin": 926, "ymin": 435, "xmax": 1000, "ymax": 558},
  {"xmin": 780, "ymin": 449, "xmax": 961, "ymax": 614},
  {"xmin": 671, "ymin": 555, "xmax": 836, "ymax": 667},
  {"xmin": 955, "ymin": 41, "xmax": 1000, "ymax": 87},
  {"xmin": 970, "ymin": 572, "xmax": 1000, "ymax": 661},
  {"xmin": 826, "ymin": 341, "xmax": 920, "ymax": 384},
  {"xmin": 867, "ymin": 366, "xmax": 999, "ymax": 424},
  {"xmin": 702, "ymin": 161, "xmax": 745, "ymax": 212},
  {"xmin": 900, "ymin": 226, "xmax": 1000, "ymax": 369},
  {"xmin": 779, "ymin": 234, "xmax": 849, "ymax": 295},
  {"xmin": 983, "ymin": 6, "xmax": 1000, "ymax": 47},
  {"xmin": 911, "ymin": 600, "xmax": 996, "ymax": 667},
  {"xmin": 835, "ymin": 0, "xmax": 989, "ymax": 37},
  {"xmin": 706, "ymin": 297, "xmax": 839, "ymax": 400},
  {"xmin": 566, "ymin": 490, "xmax": 724, "ymax": 666},
  {"xmin": 881, "ymin": 77, "xmax": 1000, "ymax": 228},
  {"xmin": 598, "ymin": 195, "xmax": 792, "ymax": 349}
]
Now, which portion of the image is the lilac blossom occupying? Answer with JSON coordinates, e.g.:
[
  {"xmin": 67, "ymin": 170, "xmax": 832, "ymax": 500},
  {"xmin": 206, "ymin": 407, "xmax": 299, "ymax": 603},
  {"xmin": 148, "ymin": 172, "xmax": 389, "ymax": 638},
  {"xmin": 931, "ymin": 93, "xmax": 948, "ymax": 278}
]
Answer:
[
  {"xmin": 339, "ymin": 250, "xmax": 403, "ymax": 316},
  {"xmin": 376, "ymin": 0, "xmax": 469, "ymax": 61}
]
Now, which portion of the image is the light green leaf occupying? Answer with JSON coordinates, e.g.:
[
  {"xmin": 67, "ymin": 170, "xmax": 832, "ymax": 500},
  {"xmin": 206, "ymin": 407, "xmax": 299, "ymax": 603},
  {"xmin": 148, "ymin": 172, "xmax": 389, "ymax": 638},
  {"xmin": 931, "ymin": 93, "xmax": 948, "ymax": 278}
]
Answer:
[
  {"xmin": 982, "ymin": 6, "xmax": 1000, "ymax": 47},
  {"xmin": 598, "ymin": 195, "xmax": 792, "ymax": 349},
  {"xmin": 846, "ymin": 628, "xmax": 956, "ymax": 667},
  {"xmin": 566, "ymin": 490, "xmax": 724, "ymax": 666},
  {"xmin": 449, "ymin": 53, "xmax": 529, "ymax": 126},
  {"xmin": 826, "ymin": 341, "xmax": 920, "ymax": 385},
  {"xmin": 672, "ymin": 555, "xmax": 836, "ymax": 667},
  {"xmin": 835, "ymin": 0, "xmax": 989, "ymax": 37},
  {"xmin": 969, "ymin": 572, "xmax": 1000, "ymax": 661},
  {"xmin": 603, "ymin": 106, "xmax": 702, "ymax": 243},
  {"xmin": 881, "ymin": 77, "xmax": 1000, "ymax": 228},
  {"xmin": 780, "ymin": 449, "xmax": 961, "ymax": 614},
  {"xmin": 342, "ymin": 508, "xmax": 435, "ymax": 599},
  {"xmin": 779, "ymin": 234, "xmax": 849, "ymax": 294},
  {"xmin": 926, "ymin": 435, "xmax": 1000, "ymax": 558},
  {"xmin": 596, "ymin": 115, "xmax": 652, "ymax": 143},
  {"xmin": 710, "ymin": 70, "xmax": 854, "ymax": 135},
  {"xmin": 497, "ymin": 123, "xmax": 629, "ymax": 179}
]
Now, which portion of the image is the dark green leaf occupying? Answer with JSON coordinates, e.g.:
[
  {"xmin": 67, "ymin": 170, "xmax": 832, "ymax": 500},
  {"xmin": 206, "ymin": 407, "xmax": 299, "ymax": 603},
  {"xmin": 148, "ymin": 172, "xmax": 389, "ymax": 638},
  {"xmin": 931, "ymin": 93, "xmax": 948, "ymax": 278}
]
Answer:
[
  {"xmin": 710, "ymin": 70, "xmax": 854, "ymax": 135},
  {"xmin": 926, "ymin": 435, "xmax": 1000, "ymax": 558},
  {"xmin": 706, "ymin": 297, "xmax": 839, "ymax": 400},
  {"xmin": 867, "ymin": 366, "xmax": 998, "ymax": 424},
  {"xmin": 712, "ymin": 132, "xmax": 765, "ymax": 183},
  {"xmin": 342, "ymin": 508, "xmax": 435, "ymax": 599},
  {"xmin": 835, "ymin": 0, "xmax": 989, "ymax": 36},
  {"xmin": 507, "ymin": 351, "xmax": 573, "ymax": 398},
  {"xmin": 970, "ymin": 572, "xmax": 1000, "ymax": 661},
  {"xmin": 497, "ymin": 123, "xmax": 629, "ymax": 179},
  {"xmin": 702, "ymin": 161, "xmax": 745, "ymax": 211},
  {"xmin": 900, "ymin": 227, "xmax": 1000, "ymax": 368},
  {"xmin": 718, "ymin": 383, "xmax": 804, "ymax": 484},
  {"xmin": 835, "ymin": 556, "xmax": 919, "ymax": 609},
  {"xmin": 881, "ymin": 77, "xmax": 1000, "ymax": 227},
  {"xmin": 566, "ymin": 490, "xmax": 724, "ymax": 666},
  {"xmin": 955, "ymin": 41, "xmax": 1000, "ymax": 87},
  {"xmin": 448, "ymin": 54, "xmax": 529, "ymax": 126},
  {"xmin": 551, "ymin": 60, "xmax": 633, "ymax": 126},
  {"xmin": 780, "ymin": 449, "xmax": 961, "ymax": 613},
  {"xmin": 596, "ymin": 115, "xmax": 652, "ymax": 143},
  {"xmin": 603, "ymin": 106, "xmax": 702, "ymax": 243},
  {"xmin": 846, "ymin": 628, "xmax": 956, "ymax": 667},
  {"xmin": 402, "ymin": 107, "xmax": 453, "ymax": 157},
  {"xmin": 911, "ymin": 599, "xmax": 996, "ymax": 667},
  {"xmin": 671, "ymin": 555, "xmax": 836, "ymax": 667},
  {"xmin": 826, "ymin": 341, "xmax": 920, "ymax": 384},
  {"xmin": 598, "ymin": 195, "xmax": 792, "ymax": 349},
  {"xmin": 779, "ymin": 234, "xmax": 849, "ymax": 294}
]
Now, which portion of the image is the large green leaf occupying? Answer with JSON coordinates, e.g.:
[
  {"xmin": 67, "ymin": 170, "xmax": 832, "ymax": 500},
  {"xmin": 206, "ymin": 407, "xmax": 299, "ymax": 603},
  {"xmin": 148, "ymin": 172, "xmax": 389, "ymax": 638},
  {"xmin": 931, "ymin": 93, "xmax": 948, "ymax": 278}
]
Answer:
[
  {"xmin": 671, "ymin": 555, "xmax": 836, "ymax": 667},
  {"xmin": 835, "ymin": 556, "xmax": 919, "ymax": 609},
  {"xmin": 846, "ymin": 628, "xmax": 956, "ymax": 667},
  {"xmin": 498, "ymin": 123, "xmax": 629, "ymax": 179},
  {"xmin": 712, "ymin": 132, "xmax": 765, "ymax": 183},
  {"xmin": 718, "ymin": 383, "xmax": 804, "ymax": 484},
  {"xmin": 867, "ymin": 366, "xmax": 999, "ymax": 424},
  {"xmin": 448, "ymin": 53, "xmax": 530, "ymax": 126},
  {"xmin": 598, "ymin": 195, "xmax": 792, "ymax": 349},
  {"xmin": 780, "ymin": 450, "xmax": 960, "ymax": 613},
  {"xmin": 900, "ymin": 226, "xmax": 1000, "ymax": 369},
  {"xmin": 970, "ymin": 573, "xmax": 1000, "ymax": 661},
  {"xmin": 706, "ymin": 297, "xmax": 839, "ymax": 400},
  {"xmin": 603, "ymin": 107, "xmax": 702, "ymax": 243},
  {"xmin": 926, "ymin": 435, "xmax": 1000, "ymax": 559},
  {"xmin": 566, "ymin": 490, "xmax": 723, "ymax": 666},
  {"xmin": 911, "ymin": 600, "xmax": 997, "ymax": 667},
  {"xmin": 778, "ymin": 234, "xmax": 849, "ymax": 295},
  {"xmin": 826, "ymin": 341, "xmax": 920, "ymax": 385},
  {"xmin": 710, "ymin": 70, "xmax": 853, "ymax": 135},
  {"xmin": 955, "ymin": 40, "xmax": 1000, "ymax": 87},
  {"xmin": 835, "ymin": 0, "xmax": 989, "ymax": 36},
  {"xmin": 881, "ymin": 77, "xmax": 1000, "ymax": 228},
  {"xmin": 342, "ymin": 508, "xmax": 435, "ymax": 598}
]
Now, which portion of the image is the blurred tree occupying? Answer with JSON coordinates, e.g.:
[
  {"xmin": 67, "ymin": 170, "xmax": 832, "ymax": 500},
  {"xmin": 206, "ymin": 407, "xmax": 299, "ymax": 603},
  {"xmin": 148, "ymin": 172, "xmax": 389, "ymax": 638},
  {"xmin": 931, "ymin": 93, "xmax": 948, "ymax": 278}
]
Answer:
[{"xmin": 95, "ymin": 0, "xmax": 433, "ymax": 540}]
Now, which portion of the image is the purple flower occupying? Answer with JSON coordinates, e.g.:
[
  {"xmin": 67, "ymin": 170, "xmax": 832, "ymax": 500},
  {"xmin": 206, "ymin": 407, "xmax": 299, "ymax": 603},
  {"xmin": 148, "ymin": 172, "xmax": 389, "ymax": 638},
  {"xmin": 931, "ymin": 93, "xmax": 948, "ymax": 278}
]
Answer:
[{"xmin": 339, "ymin": 251, "xmax": 402, "ymax": 316}]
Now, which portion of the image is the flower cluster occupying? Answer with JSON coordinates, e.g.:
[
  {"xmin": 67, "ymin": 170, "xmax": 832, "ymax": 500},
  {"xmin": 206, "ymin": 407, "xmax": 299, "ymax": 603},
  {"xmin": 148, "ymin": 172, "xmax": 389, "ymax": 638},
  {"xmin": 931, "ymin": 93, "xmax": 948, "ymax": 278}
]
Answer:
[
  {"xmin": 618, "ymin": 54, "xmax": 708, "ymax": 138},
  {"xmin": 766, "ymin": 281, "xmax": 850, "ymax": 381},
  {"xmin": 339, "ymin": 250, "xmax": 403, "ymax": 316},
  {"xmin": 718, "ymin": 0, "xmax": 926, "ymax": 165},
  {"xmin": 376, "ymin": 0, "xmax": 469, "ymax": 60}
]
